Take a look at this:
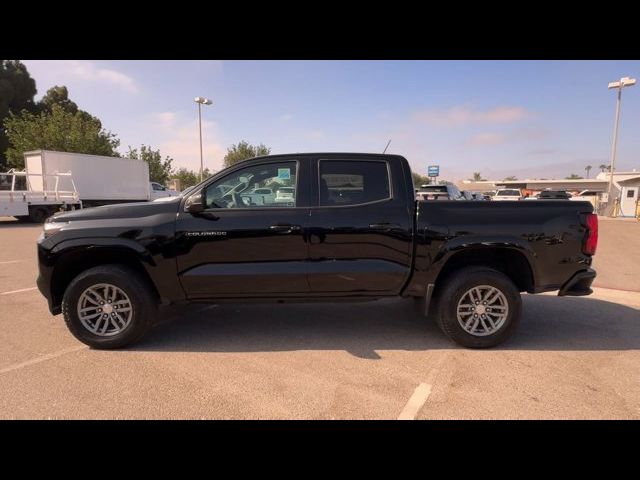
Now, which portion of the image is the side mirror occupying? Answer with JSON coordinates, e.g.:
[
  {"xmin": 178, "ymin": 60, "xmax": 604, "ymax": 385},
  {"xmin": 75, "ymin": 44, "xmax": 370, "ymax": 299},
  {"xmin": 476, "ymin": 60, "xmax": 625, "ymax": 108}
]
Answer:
[{"xmin": 185, "ymin": 190, "xmax": 205, "ymax": 214}]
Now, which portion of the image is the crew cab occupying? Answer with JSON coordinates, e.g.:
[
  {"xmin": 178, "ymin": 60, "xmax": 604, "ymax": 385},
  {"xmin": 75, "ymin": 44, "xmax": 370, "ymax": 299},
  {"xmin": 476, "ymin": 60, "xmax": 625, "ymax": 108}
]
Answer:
[{"xmin": 36, "ymin": 153, "xmax": 598, "ymax": 350}]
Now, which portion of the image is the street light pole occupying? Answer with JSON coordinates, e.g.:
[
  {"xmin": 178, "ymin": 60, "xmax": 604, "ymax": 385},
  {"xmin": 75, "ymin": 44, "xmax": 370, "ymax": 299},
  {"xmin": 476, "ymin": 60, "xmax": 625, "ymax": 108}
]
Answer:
[
  {"xmin": 197, "ymin": 102, "xmax": 203, "ymax": 182},
  {"xmin": 194, "ymin": 96, "xmax": 213, "ymax": 182},
  {"xmin": 606, "ymin": 77, "xmax": 636, "ymax": 211}
]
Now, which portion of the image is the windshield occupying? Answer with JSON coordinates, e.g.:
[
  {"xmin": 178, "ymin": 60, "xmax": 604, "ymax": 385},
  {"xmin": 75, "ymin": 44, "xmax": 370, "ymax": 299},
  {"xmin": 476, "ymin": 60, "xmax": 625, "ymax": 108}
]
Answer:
[{"xmin": 497, "ymin": 190, "xmax": 521, "ymax": 196}]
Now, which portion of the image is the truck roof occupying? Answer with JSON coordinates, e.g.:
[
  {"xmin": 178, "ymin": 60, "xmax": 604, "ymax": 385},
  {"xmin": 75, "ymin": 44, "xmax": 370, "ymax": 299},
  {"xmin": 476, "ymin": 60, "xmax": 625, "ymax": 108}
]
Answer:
[{"xmin": 237, "ymin": 152, "xmax": 407, "ymax": 162}]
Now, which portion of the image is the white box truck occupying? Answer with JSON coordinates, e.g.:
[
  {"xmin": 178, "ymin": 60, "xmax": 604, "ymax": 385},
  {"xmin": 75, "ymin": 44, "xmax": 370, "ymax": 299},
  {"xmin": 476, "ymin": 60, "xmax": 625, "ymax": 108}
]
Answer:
[{"xmin": 23, "ymin": 150, "xmax": 177, "ymax": 208}]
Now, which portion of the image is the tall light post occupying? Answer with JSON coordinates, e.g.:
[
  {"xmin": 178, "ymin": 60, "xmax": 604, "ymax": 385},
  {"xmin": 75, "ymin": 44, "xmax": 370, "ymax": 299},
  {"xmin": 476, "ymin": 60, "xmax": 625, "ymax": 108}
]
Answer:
[
  {"xmin": 606, "ymin": 77, "xmax": 635, "ymax": 208},
  {"xmin": 194, "ymin": 96, "xmax": 213, "ymax": 182}
]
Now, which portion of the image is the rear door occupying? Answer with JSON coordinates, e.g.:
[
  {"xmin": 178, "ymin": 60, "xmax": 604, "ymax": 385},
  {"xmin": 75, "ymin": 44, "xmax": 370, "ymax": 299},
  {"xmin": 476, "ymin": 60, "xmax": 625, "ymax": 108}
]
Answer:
[{"xmin": 306, "ymin": 156, "xmax": 413, "ymax": 295}]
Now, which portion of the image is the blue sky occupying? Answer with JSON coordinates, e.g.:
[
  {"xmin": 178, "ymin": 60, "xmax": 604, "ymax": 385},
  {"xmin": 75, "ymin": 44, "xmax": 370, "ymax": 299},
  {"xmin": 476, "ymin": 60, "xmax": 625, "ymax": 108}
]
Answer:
[{"xmin": 22, "ymin": 60, "xmax": 640, "ymax": 181}]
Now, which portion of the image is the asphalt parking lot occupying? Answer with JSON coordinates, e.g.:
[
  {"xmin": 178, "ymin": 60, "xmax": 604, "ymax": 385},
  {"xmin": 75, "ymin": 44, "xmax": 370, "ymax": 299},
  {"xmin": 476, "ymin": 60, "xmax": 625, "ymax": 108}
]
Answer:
[{"xmin": 0, "ymin": 218, "xmax": 639, "ymax": 419}]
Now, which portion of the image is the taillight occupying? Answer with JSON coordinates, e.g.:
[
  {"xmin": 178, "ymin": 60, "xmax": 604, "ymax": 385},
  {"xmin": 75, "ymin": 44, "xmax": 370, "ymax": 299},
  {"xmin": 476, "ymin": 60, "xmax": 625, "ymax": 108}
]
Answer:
[{"xmin": 582, "ymin": 213, "xmax": 598, "ymax": 256}]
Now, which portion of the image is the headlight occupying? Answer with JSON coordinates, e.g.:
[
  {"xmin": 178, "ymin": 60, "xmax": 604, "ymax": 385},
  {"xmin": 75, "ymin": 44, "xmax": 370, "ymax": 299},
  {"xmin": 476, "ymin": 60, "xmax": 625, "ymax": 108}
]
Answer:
[{"xmin": 43, "ymin": 221, "xmax": 67, "ymax": 238}]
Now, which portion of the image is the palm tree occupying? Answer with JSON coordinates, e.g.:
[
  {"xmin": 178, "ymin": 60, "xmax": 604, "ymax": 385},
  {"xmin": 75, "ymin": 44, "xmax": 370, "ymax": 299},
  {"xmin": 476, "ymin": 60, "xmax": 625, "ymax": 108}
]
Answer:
[
  {"xmin": 585, "ymin": 165, "xmax": 592, "ymax": 178},
  {"xmin": 599, "ymin": 164, "xmax": 608, "ymax": 173}
]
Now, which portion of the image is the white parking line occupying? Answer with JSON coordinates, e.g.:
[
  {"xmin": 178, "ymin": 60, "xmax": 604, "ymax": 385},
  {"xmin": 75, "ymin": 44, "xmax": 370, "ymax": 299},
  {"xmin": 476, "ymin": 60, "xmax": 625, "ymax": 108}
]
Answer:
[
  {"xmin": 1, "ymin": 287, "xmax": 38, "ymax": 295},
  {"xmin": 0, "ymin": 260, "xmax": 24, "ymax": 265},
  {"xmin": 398, "ymin": 383, "xmax": 432, "ymax": 420},
  {"xmin": 0, "ymin": 345, "xmax": 87, "ymax": 376}
]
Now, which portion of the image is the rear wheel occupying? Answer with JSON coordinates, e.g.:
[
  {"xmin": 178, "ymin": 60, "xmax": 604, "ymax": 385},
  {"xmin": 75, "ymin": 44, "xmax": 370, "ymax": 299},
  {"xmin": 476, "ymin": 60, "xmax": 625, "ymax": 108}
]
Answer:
[
  {"xmin": 62, "ymin": 265, "xmax": 157, "ymax": 349},
  {"xmin": 435, "ymin": 267, "xmax": 521, "ymax": 348}
]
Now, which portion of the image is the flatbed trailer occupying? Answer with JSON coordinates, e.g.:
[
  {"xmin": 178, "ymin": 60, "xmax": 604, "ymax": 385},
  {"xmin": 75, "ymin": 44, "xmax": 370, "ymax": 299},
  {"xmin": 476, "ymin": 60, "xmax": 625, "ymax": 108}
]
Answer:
[{"xmin": 0, "ymin": 170, "xmax": 82, "ymax": 222}]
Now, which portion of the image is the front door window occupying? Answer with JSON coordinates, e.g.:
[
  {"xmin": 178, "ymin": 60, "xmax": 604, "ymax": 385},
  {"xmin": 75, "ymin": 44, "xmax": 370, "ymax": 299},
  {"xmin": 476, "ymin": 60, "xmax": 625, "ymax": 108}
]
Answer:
[{"xmin": 204, "ymin": 162, "xmax": 298, "ymax": 209}]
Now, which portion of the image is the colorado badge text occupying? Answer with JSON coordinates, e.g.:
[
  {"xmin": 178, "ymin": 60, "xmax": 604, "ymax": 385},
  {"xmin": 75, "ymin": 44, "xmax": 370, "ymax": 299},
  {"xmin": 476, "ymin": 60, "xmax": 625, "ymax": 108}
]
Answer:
[{"xmin": 185, "ymin": 231, "xmax": 227, "ymax": 237}]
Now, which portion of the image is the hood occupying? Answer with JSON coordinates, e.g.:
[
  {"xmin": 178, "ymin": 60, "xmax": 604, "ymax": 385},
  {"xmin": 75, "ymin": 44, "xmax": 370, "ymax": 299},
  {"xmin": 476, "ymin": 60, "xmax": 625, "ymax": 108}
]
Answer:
[{"xmin": 51, "ymin": 200, "xmax": 180, "ymax": 222}]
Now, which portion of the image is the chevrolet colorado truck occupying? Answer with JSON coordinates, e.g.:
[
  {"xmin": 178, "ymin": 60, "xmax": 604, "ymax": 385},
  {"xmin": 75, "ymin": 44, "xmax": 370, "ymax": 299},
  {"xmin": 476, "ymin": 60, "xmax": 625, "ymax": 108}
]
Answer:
[{"xmin": 36, "ymin": 153, "xmax": 598, "ymax": 349}]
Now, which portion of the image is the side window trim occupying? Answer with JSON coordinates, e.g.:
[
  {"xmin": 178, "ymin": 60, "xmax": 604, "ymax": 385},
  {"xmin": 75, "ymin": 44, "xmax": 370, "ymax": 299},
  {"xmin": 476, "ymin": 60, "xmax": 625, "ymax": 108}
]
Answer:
[
  {"xmin": 201, "ymin": 160, "xmax": 301, "ymax": 211},
  {"xmin": 315, "ymin": 158, "xmax": 393, "ymax": 209}
]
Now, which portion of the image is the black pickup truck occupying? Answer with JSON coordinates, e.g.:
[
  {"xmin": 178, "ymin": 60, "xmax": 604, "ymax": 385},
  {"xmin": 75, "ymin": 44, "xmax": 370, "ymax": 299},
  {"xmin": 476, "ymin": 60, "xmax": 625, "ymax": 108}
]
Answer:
[{"xmin": 36, "ymin": 153, "xmax": 598, "ymax": 349}]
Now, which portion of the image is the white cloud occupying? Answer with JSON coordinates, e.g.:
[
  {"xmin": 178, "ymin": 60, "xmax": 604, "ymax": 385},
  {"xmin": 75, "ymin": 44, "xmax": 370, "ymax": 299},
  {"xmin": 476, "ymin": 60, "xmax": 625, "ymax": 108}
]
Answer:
[
  {"xmin": 152, "ymin": 112, "xmax": 226, "ymax": 172},
  {"xmin": 67, "ymin": 61, "xmax": 138, "ymax": 93},
  {"xmin": 413, "ymin": 105, "xmax": 528, "ymax": 127},
  {"xmin": 154, "ymin": 112, "xmax": 177, "ymax": 129},
  {"xmin": 24, "ymin": 60, "xmax": 138, "ymax": 94},
  {"xmin": 467, "ymin": 132, "xmax": 506, "ymax": 145}
]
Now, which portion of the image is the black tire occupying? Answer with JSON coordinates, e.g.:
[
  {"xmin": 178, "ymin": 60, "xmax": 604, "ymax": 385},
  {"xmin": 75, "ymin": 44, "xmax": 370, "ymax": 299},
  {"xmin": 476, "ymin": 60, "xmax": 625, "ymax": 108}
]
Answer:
[
  {"xmin": 62, "ymin": 265, "xmax": 157, "ymax": 349},
  {"xmin": 28, "ymin": 206, "xmax": 50, "ymax": 223},
  {"xmin": 434, "ymin": 266, "xmax": 522, "ymax": 348}
]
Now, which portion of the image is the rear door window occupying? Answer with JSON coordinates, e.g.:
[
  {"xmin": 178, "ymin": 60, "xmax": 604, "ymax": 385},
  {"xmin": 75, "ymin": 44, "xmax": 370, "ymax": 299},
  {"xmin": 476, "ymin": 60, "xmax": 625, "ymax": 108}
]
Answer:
[{"xmin": 318, "ymin": 160, "xmax": 391, "ymax": 207}]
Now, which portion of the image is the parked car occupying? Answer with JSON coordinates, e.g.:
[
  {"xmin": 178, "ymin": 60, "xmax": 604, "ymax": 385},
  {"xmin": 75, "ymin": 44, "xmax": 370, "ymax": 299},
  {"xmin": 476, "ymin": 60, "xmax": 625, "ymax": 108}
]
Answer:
[
  {"xmin": 241, "ymin": 187, "xmax": 276, "ymax": 206},
  {"xmin": 492, "ymin": 189, "xmax": 524, "ymax": 201},
  {"xmin": 275, "ymin": 187, "xmax": 296, "ymax": 205},
  {"xmin": 153, "ymin": 185, "xmax": 197, "ymax": 202},
  {"xmin": 570, "ymin": 190, "xmax": 601, "ymax": 201},
  {"xmin": 416, "ymin": 184, "xmax": 465, "ymax": 201},
  {"xmin": 37, "ymin": 153, "xmax": 598, "ymax": 350},
  {"xmin": 150, "ymin": 182, "xmax": 179, "ymax": 200}
]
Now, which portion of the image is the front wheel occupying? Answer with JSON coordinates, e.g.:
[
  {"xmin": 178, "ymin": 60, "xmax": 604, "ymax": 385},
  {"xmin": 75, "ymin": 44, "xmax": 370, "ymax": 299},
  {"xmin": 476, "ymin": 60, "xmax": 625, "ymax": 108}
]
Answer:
[
  {"xmin": 62, "ymin": 265, "xmax": 157, "ymax": 349},
  {"xmin": 435, "ymin": 267, "xmax": 522, "ymax": 348}
]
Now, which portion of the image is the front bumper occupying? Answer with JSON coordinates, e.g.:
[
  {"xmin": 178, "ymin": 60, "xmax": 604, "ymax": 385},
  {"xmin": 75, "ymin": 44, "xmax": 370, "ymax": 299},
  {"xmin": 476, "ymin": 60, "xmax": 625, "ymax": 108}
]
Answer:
[
  {"xmin": 36, "ymin": 239, "xmax": 61, "ymax": 315},
  {"xmin": 558, "ymin": 268, "xmax": 596, "ymax": 297}
]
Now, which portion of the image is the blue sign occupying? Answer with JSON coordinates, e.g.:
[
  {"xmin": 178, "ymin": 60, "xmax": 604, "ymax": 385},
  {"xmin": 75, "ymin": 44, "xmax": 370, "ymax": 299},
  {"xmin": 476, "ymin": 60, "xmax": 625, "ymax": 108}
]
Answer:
[{"xmin": 427, "ymin": 165, "xmax": 439, "ymax": 177}]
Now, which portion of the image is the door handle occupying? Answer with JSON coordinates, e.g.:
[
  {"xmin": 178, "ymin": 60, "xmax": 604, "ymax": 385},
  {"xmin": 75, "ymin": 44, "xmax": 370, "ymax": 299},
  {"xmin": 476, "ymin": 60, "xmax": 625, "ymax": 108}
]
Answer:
[
  {"xmin": 269, "ymin": 224, "xmax": 301, "ymax": 233},
  {"xmin": 369, "ymin": 223, "xmax": 401, "ymax": 230}
]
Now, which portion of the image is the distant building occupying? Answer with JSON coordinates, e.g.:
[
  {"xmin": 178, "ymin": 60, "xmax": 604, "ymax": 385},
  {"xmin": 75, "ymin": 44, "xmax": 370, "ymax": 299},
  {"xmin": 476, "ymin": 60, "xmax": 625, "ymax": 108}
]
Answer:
[
  {"xmin": 458, "ymin": 170, "xmax": 640, "ymax": 216},
  {"xmin": 617, "ymin": 176, "xmax": 640, "ymax": 217}
]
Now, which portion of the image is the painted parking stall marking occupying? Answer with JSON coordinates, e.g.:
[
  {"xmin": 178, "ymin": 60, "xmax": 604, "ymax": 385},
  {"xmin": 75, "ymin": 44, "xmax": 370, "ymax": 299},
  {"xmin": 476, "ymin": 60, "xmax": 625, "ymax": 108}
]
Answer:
[{"xmin": 1, "ymin": 287, "xmax": 38, "ymax": 295}]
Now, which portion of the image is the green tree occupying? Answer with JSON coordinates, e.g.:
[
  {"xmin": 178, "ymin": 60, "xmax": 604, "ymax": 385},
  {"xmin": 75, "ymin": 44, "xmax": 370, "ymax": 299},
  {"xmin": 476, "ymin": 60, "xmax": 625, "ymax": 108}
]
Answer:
[
  {"xmin": 223, "ymin": 141, "xmax": 270, "ymax": 168},
  {"xmin": 0, "ymin": 60, "xmax": 38, "ymax": 170},
  {"xmin": 503, "ymin": 176, "xmax": 518, "ymax": 181},
  {"xmin": 171, "ymin": 167, "xmax": 213, "ymax": 189},
  {"xmin": 126, "ymin": 145, "xmax": 174, "ymax": 184},
  {"xmin": 599, "ymin": 164, "xmax": 608, "ymax": 173},
  {"xmin": 39, "ymin": 85, "xmax": 79, "ymax": 114},
  {"xmin": 565, "ymin": 173, "xmax": 584, "ymax": 179},
  {"xmin": 411, "ymin": 172, "xmax": 431, "ymax": 187},
  {"xmin": 471, "ymin": 172, "xmax": 486, "ymax": 181},
  {"xmin": 3, "ymin": 104, "xmax": 120, "ymax": 169},
  {"xmin": 584, "ymin": 165, "xmax": 592, "ymax": 179}
]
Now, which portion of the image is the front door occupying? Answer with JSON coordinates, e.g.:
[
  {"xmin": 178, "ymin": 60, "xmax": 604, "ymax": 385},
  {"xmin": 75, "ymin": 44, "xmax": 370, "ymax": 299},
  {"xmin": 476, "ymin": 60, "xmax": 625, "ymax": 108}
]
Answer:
[{"xmin": 175, "ymin": 159, "xmax": 311, "ymax": 298}]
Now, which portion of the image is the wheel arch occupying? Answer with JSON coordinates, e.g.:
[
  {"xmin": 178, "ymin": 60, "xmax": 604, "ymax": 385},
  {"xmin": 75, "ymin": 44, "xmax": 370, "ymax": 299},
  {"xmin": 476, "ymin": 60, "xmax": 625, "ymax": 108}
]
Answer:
[
  {"xmin": 50, "ymin": 245, "xmax": 160, "ymax": 311},
  {"xmin": 434, "ymin": 246, "xmax": 535, "ymax": 295}
]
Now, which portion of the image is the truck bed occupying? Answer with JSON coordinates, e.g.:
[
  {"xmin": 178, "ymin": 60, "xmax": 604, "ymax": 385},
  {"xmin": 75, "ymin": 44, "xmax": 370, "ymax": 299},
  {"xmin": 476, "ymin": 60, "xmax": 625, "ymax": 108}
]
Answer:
[{"xmin": 407, "ymin": 200, "xmax": 595, "ymax": 296}]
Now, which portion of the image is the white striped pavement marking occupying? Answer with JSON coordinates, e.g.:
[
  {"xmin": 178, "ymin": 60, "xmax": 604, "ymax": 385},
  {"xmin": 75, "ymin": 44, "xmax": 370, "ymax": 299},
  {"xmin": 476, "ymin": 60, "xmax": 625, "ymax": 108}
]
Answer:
[
  {"xmin": 1, "ymin": 287, "xmax": 38, "ymax": 295},
  {"xmin": 398, "ymin": 383, "xmax": 433, "ymax": 420},
  {"xmin": 0, "ymin": 346, "xmax": 87, "ymax": 375}
]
